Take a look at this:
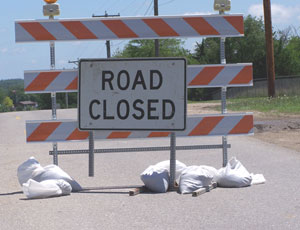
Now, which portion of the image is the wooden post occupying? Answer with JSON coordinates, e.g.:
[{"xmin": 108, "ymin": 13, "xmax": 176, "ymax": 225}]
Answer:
[{"xmin": 263, "ymin": 0, "xmax": 276, "ymax": 97}]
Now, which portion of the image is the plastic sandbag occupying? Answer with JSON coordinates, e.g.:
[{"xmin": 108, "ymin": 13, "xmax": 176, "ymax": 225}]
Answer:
[
  {"xmin": 250, "ymin": 173, "xmax": 266, "ymax": 185},
  {"xmin": 33, "ymin": 164, "xmax": 82, "ymax": 192},
  {"xmin": 17, "ymin": 157, "xmax": 45, "ymax": 186},
  {"xmin": 216, "ymin": 157, "xmax": 252, "ymax": 188},
  {"xmin": 22, "ymin": 179, "xmax": 71, "ymax": 199},
  {"xmin": 140, "ymin": 165, "xmax": 169, "ymax": 193},
  {"xmin": 179, "ymin": 166, "xmax": 214, "ymax": 194},
  {"xmin": 154, "ymin": 160, "xmax": 187, "ymax": 182}
]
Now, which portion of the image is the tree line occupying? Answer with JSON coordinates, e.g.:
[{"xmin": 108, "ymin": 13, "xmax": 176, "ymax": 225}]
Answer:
[{"xmin": 1, "ymin": 15, "xmax": 299, "ymax": 111}]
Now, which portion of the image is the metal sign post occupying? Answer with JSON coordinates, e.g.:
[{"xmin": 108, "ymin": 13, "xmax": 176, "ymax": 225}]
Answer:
[{"xmin": 44, "ymin": 0, "xmax": 60, "ymax": 165}]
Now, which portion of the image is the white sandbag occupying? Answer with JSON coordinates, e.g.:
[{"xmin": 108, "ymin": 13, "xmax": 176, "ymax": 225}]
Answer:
[
  {"xmin": 22, "ymin": 179, "xmax": 71, "ymax": 199},
  {"xmin": 199, "ymin": 165, "xmax": 219, "ymax": 182},
  {"xmin": 216, "ymin": 157, "xmax": 252, "ymax": 188},
  {"xmin": 17, "ymin": 157, "xmax": 45, "ymax": 186},
  {"xmin": 154, "ymin": 160, "xmax": 187, "ymax": 181},
  {"xmin": 140, "ymin": 165, "xmax": 169, "ymax": 193},
  {"xmin": 179, "ymin": 166, "xmax": 214, "ymax": 194},
  {"xmin": 32, "ymin": 164, "xmax": 82, "ymax": 192},
  {"xmin": 250, "ymin": 173, "xmax": 266, "ymax": 185}
]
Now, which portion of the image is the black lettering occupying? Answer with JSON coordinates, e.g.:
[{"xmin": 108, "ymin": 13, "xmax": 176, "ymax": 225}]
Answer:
[
  {"xmin": 103, "ymin": 100, "xmax": 114, "ymax": 120},
  {"xmin": 163, "ymin": 99, "xmax": 175, "ymax": 119},
  {"xmin": 117, "ymin": 70, "xmax": 130, "ymax": 90},
  {"xmin": 117, "ymin": 100, "xmax": 130, "ymax": 120},
  {"xmin": 132, "ymin": 99, "xmax": 145, "ymax": 120},
  {"xmin": 150, "ymin": 70, "xmax": 163, "ymax": 90},
  {"xmin": 148, "ymin": 99, "xmax": 159, "ymax": 120},
  {"xmin": 89, "ymin": 99, "xmax": 100, "ymax": 120},
  {"xmin": 132, "ymin": 70, "xmax": 147, "ymax": 90},
  {"xmin": 102, "ymin": 71, "xmax": 114, "ymax": 90}
]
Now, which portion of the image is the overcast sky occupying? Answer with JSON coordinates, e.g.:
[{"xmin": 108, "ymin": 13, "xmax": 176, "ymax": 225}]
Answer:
[{"xmin": 0, "ymin": 0, "xmax": 299, "ymax": 80}]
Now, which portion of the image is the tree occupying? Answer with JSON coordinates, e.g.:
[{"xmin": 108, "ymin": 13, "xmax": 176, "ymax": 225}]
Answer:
[
  {"xmin": 1, "ymin": 96, "xmax": 14, "ymax": 112},
  {"xmin": 114, "ymin": 39, "xmax": 198, "ymax": 64}
]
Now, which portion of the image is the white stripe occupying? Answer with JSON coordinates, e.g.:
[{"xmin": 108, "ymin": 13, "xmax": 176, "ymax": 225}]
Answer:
[{"xmin": 40, "ymin": 21, "xmax": 77, "ymax": 40}]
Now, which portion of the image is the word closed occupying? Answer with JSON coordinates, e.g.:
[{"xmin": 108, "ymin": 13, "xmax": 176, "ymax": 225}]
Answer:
[{"xmin": 79, "ymin": 58, "xmax": 186, "ymax": 131}]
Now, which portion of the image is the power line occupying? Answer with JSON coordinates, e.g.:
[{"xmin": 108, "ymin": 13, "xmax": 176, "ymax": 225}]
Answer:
[{"xmin": 144, "ymin": 0, "xmax": 154, "ymax": 15}]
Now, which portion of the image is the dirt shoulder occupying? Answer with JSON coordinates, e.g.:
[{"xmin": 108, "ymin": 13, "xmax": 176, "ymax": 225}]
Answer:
[{"xmin": 187, "ymin": 102, "xmax": 300, "ymax": 152}]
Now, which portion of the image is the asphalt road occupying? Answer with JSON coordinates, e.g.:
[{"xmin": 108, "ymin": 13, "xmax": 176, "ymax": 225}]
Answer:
[{"xmin": 0, "ymin": 109, "xmax": 299, "ymax": 230}]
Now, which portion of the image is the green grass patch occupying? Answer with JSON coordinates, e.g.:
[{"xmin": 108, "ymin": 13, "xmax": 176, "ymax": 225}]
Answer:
[{"xmin": 226, "ymin": 95, "xmax": 300, "ymax": 114}]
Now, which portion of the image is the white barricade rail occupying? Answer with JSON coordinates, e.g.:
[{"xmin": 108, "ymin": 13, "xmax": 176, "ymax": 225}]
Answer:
[
  {"xmin": 15, "ymin": 15, "xmax": 244, "ymax": 42},
  {"xmin": 26, "ymin": 114, "xmax": 253, "ymax": 142},
  {"xmin": 24, "ymin": 63, "xmax": 253, "ymax": 93}
]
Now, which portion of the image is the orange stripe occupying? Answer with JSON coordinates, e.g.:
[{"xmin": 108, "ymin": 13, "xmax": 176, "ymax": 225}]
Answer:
[
  {"xmin": 19, "ymin": 22, "xmax": 56, "ymax": 41},
  {"xmin": 65, "ymin": 76, "xmax": 78, "ymax": 90},
  {"xmin": 27, "ymin": 122, "xmax": 61, "ymax": 142},
  {"xmin": 224, "ymin": 16, "xmax": 244, "ymax": 35},
  {"xmin": 148, "ymin": 132, "xmax": 171, "ymax": 138},
  {"xmin": 60, "ymin": 21, "xmax": 97, "ymax": 39},
  {"xmin": 184, "ymin": 17, "xmax": 219, "ymax": 35},
  {"xmin": 107, "ymin": 132, "xmax": 131, "ymax": 139},
  {"xmin": 66, "ymin": 128, "xmax": 89, "ymax": 140},
  {"xmin": 25, "ymin": 72, "xmax": 60, "ymax": 92},
  {"xmin": 229, "ymin": 115, "xmax": 253, "ymax": 134},
  {"xmin": 189, "ymin": 66, "xmax": 224, "ymax": 86},
  {"xmin": 189, "ymin": 116, "xmax": 224, "ymax": 136},
  {"xmin": 142, "ymin": 19, "xmax": 179, "ymax": 37},
  {"xmin": 229, "ymin": 66, "xmax": 253, "ymax": 85},
  {"xmin": 102, "ymin": 20, "xmax": 138, "ymax": 38}
]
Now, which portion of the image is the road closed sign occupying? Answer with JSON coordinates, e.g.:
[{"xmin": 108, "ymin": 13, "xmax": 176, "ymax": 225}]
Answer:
[{"xmin": 79, "ymin": 58, "xmax": 186, "ymax": 131}]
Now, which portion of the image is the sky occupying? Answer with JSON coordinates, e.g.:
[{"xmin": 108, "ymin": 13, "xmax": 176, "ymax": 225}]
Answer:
[{"xmin": 0, "ymin": 0, "xmax": 300, "ymax": 80}]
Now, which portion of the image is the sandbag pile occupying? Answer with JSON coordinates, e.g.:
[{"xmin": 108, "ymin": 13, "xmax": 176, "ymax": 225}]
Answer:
[
  {"xmin": 17, "ymin": 157, "xmax": 82, "ymax": 199},
  {"xmin": 140, "ymin": 158, "xmax": 265, "ymax": 194}
]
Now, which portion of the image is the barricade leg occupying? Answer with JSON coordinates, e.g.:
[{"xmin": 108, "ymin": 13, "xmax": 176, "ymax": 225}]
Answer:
[
  {"xmin": 89, "ymin": 131, "xmax": 94, "ymax": 177},
  {"xmin": 169, "ymin": 132, "xmax": 176, "ymax": 191}
]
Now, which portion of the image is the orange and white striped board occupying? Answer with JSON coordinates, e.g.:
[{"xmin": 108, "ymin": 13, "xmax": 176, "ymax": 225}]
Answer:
[
  {"xmin": 15, "ymin": 14, "xmax": 244, "ymax": 42},
  {"xmin": 24, "ymin": 69, "xmax": 78, "ymax": 93},
  {"xmin": 26, "ymin": 113, "xmax": 253, "ymax": 142},
  {"xmin": 24, "ymin": 63, "xmax": 252, "ymax": 93}
]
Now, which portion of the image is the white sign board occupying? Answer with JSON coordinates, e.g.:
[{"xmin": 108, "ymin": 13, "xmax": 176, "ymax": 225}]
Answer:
[{"xmin": 79, "ymin": 58, "xmax": 186, "ymax": 131}]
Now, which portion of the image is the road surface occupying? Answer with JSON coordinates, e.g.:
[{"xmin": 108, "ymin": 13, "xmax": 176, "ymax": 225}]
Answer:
[{"xmin": 0, "ymin": 109, "xmax": 299, "ymax": 230}]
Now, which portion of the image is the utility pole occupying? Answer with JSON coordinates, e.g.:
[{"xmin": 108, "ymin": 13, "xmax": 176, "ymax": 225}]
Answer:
[
  {"xmin": 263, "ymin": 0, "xmax": 276, "ymax": 98},
  {"xmin": 92, "ymin": 11, "xmax": 120, "ymax": 58},
  {"xmin": 154, "ymin": 0, "xmax": 159, "ymax": 57}
]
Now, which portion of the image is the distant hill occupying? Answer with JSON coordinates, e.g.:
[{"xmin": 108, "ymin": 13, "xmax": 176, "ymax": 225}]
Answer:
[{"xmin": 0, "ymin": 79, "xmax": 24, "ymax": 94}]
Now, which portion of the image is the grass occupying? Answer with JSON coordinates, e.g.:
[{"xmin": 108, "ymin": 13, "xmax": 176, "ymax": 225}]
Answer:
[
  {"xmin": 226, "ymin": 95, "xmax": 300, "ymax": 114},
  {"xmin": 189, "ymin": 95, "xmax": 300, "ymax": 115}
]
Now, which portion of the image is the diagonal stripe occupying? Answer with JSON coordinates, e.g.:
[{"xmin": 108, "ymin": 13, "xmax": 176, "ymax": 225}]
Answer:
[
  {"xmin": 183, "ymin": 17, "xmax": 219, "ymax": 35},
  {"xmin": 40, "ymin": 21, "xmax": 76, "ymax": 40},
  {"xmin": 27, "ymin": 122, "xmax": 61, "ymax": 142},
  {"xmin": 229, "ymin": 66, "xmax": 253, "ymax": 85},
  {"xmin": 107, "ymin": 132, "xmax": 131, "ymax": 139},
  {"xmin": 209, "ymin": 65, "xmax": 242, "ymax": 86},
  {"xmin": 229, "ymin": 115, "xmax": 253, "ymax": 134},
  {"xmin": 189, "ymin": 116, "xmax": 224, "ymax": 136},
  {"xmin": 66, "ymin": 128, "xmax": 89, "ymax": 140},
  {"xmin": 122, "ymin": 19, "xmax": 157, "ymax": 38},
  {"xmin": 25, "ymin": 72, "xmax": 60, "ymax": 92},
  {"xmin": 102, "ymin": 20, "xmax": 138, "ymax": 38},
  {"xmin": 189, "ymin": 66, "xmax": 224, "ymax": 86},
  {"xmin": 224, "ymin": 16, "xmax": 244, "ymax": 35},
  {"xmin": 142, "ymin": 19, "xmax": 179, "ymax": 37},
  {"xmin": 19, "ymin": 22, "xmax": 56, "ymax": 41},
  {"xmin": 148, "ymin": 132, "xmax": 171, "ymax": 138},
  {"xmin": 60, "ymin": 21, "xmax": 97, "ymax": 39},
  {"xmin": 65, "ymin": 76, "xmax": 78, "ymax": 90},
  {"xmin": 15, "ymin": 23, "xmax": 35, "ymax": 42}
]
